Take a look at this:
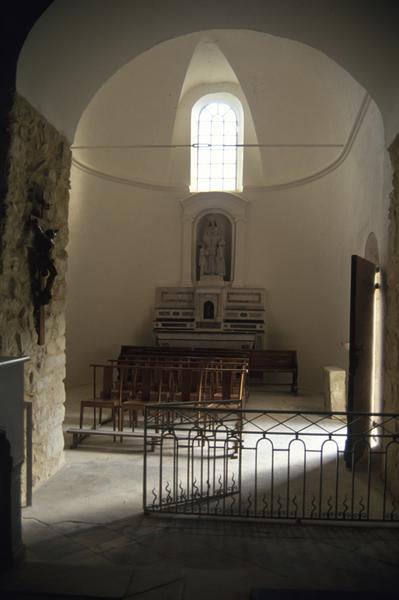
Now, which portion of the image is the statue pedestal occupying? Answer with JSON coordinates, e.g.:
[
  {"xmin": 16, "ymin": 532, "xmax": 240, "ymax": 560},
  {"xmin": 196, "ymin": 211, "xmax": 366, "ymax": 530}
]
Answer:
[{"xmin": 197, "ymin": 275, "xmax": 225, "ymax": 287}]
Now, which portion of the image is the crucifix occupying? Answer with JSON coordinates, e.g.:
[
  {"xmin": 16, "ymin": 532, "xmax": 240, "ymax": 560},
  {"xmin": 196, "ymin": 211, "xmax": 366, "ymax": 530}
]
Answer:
[{"xmin": 28, "ymin": 185, "xmax": 58, "ymax": 345}]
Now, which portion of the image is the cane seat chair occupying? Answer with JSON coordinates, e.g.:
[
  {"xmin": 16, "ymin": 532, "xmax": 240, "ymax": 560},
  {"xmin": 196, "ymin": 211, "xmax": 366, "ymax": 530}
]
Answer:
[
  {"xmin": 79, "ymin": 364, "xmax": 121, "ymax": 432},
  {"xmin": 119, "ymin": 363, "xmax": 171, "ymax": 431}
]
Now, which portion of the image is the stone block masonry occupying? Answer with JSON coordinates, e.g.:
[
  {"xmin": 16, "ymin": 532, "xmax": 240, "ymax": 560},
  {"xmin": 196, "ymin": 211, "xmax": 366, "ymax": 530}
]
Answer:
[
  {"xmin": 0, "ymin": 94, "xmax": 71, "ymax": 489},
  {"xmin": 386, "ymin": 134, "xmax": 399, "ymax": 496}
]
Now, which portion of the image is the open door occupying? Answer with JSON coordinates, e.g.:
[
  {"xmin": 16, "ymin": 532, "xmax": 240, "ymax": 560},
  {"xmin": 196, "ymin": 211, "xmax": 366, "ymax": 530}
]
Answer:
[{"xmin": 344, "ymin": 255, "xmax": 376, "ymax": 467}]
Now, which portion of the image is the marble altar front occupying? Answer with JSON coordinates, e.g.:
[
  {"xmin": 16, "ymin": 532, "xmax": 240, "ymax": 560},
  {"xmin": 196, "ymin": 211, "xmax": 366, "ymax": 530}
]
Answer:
[{"xmin": 153, "ymin": 286, "xmax": 265, "ymax": 348}]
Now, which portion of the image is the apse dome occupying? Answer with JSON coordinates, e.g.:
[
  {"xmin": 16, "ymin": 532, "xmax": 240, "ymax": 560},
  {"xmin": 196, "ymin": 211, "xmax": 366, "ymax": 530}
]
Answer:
[{"xmin": 71, "ymin": 30, "xmax": 368, "ymax": 192}]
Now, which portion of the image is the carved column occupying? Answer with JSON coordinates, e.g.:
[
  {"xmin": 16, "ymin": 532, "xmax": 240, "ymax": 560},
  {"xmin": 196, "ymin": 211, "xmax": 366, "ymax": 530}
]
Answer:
[
  {"xmin": 181, "ymin": 217, "xmax": 193, "ymax": 287},
  {"xmin": 232, "ymin": 216, "xmax": 247, "ymax": 287}
]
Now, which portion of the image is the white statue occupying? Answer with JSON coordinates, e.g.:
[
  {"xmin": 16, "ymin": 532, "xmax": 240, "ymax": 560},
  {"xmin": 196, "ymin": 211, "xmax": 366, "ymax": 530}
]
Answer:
[
  {"xmin": 199, "ymin": 246, "xmax": 207, "ymax": 277},
  {"xmin": 202, "ymin": 221, "xmax": 212, "ymax": 273},
  {"xmin": 198, "ymin": 217, "xmax": 225, "ymax": 279},
  {"xmin": 216, "ymin": 239, "xmax": 226, "ymax": 278}
]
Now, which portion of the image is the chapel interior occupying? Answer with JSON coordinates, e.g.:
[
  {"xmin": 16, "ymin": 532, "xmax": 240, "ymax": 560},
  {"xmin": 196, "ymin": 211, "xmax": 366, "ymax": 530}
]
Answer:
[{"xmin": 1, "ymin": 1, "xmax": 399, "ymax": 598}]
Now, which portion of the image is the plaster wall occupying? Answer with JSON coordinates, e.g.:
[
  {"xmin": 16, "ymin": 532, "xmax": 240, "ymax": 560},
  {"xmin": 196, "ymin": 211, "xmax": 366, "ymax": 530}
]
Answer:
[
  {"xmin": 66, "ymin": 172, "xmax": 181, "ymax": 385},
  {"xmin": 245, "ymin": 99, "xmax": 389, "ymax": 392}
]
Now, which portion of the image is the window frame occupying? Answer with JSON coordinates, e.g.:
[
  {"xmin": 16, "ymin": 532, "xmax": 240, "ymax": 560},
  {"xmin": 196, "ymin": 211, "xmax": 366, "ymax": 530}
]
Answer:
[{"xmin": 190, "ymin": 93, "xmax": 244, "ymax": 193}]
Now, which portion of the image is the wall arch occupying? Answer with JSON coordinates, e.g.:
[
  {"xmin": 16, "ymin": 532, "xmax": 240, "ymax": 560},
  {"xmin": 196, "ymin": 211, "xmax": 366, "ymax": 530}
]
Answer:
[{"xmin": 16, "ymin": 1, "xmax": 399, "ymax": 144}]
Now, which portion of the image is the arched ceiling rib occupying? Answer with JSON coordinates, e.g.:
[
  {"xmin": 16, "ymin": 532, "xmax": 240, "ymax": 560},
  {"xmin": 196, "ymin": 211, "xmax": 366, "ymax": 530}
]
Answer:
[{"xmin": 179, "ymin": 37, "xmax": 239, "ymax": 98}]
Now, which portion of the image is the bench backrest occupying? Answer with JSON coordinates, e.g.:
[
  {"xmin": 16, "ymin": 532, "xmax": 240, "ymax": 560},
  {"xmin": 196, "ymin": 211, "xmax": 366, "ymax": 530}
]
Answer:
[
  {"xmin": 249, "ymin": 350, "xmax": 297, "ymax": 369},
  {"xmin": 119, "ymin": 345, "xmax": 250, "ymax": 360}
]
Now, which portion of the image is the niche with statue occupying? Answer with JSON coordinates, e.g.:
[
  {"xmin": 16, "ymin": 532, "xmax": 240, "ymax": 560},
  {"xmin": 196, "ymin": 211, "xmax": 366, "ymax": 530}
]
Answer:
[
  {"xmin": 153, "ymin": 192, "xmax": 265, "ymax": 349},
  {"xmin": 195, "ymin": 213, "xmax": 232, "ymax": 283}
]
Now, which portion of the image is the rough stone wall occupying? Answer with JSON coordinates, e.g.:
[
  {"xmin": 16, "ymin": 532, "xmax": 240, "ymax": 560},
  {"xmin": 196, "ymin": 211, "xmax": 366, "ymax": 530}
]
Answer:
[
  {"xmin": 385, "ymin": 134, "xmax": 399, "ymax": 494},
  {"xmin": 0, "ymin": 94, "xmax": 71, "ymax": 489}
]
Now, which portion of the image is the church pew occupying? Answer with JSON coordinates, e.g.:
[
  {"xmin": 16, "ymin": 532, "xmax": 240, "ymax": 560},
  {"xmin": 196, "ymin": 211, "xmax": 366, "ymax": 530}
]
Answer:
[
  {"xmin": 118, "ymin": 344, "xmax": 250, "ymax": 362},
  {"xmin": 248, "ymin": 350, "xmax": 298, "ymax": 394}
]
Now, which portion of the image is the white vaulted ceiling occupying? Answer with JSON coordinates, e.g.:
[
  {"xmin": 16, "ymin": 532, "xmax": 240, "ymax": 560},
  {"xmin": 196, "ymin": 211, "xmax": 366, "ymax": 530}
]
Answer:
[
  {"xmin": 70, "ymin": 30, "xmax": 369, "ymax": 191},
  {"xmin": 17, "ymin": 0, "xmax": 399, "ymax": 145}
]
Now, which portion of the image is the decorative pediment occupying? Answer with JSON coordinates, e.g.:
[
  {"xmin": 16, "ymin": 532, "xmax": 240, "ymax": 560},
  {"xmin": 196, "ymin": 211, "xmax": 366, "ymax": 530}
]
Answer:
[{"xmin": 181, "ymin": 192, "xmax": 249, "ymax": 222}]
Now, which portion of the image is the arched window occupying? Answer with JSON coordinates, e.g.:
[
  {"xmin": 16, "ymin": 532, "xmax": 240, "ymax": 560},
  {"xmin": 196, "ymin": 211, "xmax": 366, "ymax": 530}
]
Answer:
[{"xmin": 190, "ymin": 93, "xmax": 243, "ymax": 192}]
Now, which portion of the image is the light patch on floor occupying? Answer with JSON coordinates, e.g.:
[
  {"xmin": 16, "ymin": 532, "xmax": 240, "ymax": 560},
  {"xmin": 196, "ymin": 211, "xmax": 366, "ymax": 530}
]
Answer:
[{"xmin": 11, "ymin": 388, "xmax": 399, "ymax": 598}]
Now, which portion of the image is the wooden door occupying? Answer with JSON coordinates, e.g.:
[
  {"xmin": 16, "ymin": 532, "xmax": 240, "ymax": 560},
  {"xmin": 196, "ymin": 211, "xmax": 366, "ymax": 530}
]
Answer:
[{"xmin": 344, "ymin": 255, "xmax": 376, "ymax": 467}]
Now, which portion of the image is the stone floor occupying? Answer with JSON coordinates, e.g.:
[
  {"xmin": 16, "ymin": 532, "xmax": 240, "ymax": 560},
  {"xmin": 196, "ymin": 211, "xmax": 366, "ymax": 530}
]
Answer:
[{"xmin": 1, "ymin": 387, "xmax": 399, "ymax": 599}]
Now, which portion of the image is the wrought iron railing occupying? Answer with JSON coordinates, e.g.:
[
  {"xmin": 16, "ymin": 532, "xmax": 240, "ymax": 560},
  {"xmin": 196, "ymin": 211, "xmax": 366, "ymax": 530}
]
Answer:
[
  {"xmin": 23, "ymin": 401, "xmax": 33, "ymax": 507},
  {"xmin": 143, "ymin": 402, "xmax": 399, "ymax": 523}
]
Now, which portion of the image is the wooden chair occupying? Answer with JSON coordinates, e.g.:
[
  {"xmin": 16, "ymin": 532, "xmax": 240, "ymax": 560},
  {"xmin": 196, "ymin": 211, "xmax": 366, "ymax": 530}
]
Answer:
[
  {"xmin": 168, "ymin": 364, "xmax": 206, "ymax": 403},
  {"xmin": 119, "ymin": 364, "xmax": 169, "ymax": 431},
  {"xmin": 79, "ymin": 364, "xmax": 121, "ymax": 434}
]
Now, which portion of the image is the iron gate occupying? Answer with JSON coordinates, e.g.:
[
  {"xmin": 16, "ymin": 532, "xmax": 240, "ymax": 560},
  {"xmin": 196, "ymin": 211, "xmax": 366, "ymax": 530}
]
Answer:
[{"xmin": 143, "ymin": 402, "xmax": 399, "ymax": 523}]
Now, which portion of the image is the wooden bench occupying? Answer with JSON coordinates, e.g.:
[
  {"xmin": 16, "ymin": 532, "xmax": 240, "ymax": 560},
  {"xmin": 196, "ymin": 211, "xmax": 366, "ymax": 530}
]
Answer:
[
  {"xmin": 118, "ymin": 345, "xmax": 250, "ymax": 362},
  {"xmin": 249, "ymin": 350, "xmax": 298, "ymax": 394}
]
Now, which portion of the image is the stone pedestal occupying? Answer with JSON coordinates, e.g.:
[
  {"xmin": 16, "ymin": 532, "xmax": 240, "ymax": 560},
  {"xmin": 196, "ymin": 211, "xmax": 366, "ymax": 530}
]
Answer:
[
  {"xmin": 197, "ymin": 275, "xmax": 225, "ymax": 287},
  {"xmin": 323, "ymin": 366, "xmax": 346, "ymax": 412}
]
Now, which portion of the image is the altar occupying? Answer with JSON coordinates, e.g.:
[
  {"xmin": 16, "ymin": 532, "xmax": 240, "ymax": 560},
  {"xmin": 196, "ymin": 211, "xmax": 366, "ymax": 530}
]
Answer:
[
  {"xmin": 153, "ymin": 192, "xmax": 265, "ymax": 348},
  {"xmin": 154, "ymin": 285, "xmax": 264, "ymax": 348}
]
